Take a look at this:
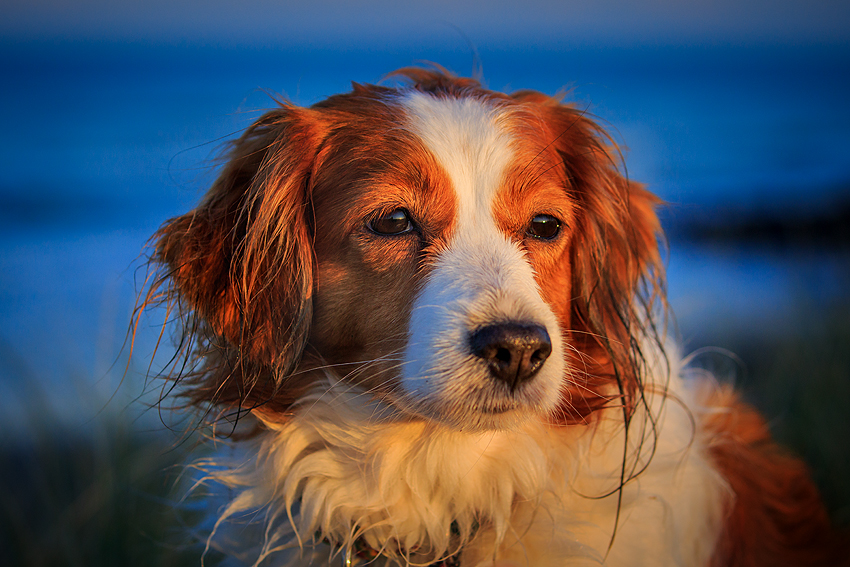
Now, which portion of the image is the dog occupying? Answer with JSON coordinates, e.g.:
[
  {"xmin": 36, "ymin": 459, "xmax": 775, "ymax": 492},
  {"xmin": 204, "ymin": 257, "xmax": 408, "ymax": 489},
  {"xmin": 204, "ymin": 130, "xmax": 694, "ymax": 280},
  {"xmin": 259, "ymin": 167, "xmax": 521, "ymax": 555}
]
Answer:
[{"xmin": 145, "ymin": 68, "xmax": 846, "ymax": 566}]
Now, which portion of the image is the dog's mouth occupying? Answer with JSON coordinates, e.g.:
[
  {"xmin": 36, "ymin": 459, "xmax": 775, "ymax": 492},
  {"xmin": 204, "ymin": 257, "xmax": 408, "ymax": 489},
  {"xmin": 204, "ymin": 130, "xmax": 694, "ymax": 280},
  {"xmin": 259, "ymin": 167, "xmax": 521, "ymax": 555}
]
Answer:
[
  {"xmin": 473, "ymin": 391, "xmax": 535, "ymax": 416},
  {"xmin": 391, "ymin": 377, "xmax": 560, "ymax": 432},
  {"xmin": 479, "ymin": 400, "xmax": 521, "ymax": 415}
]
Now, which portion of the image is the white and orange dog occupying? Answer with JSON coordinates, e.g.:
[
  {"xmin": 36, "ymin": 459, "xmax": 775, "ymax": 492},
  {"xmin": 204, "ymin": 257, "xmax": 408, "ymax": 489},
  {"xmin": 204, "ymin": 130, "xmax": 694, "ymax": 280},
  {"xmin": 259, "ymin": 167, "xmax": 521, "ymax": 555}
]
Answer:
[{"xmin": 147, "ymin": 69, "xmax": 844, "ymax": 566}]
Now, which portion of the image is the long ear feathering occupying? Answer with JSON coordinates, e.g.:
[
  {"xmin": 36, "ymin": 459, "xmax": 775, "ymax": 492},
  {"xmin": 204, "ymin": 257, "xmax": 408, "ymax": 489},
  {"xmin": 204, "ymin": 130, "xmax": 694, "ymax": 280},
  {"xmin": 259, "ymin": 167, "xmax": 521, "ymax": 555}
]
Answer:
[{"xmin": 142, "ymin": 104, "xmax": 324, "ymax": 421}]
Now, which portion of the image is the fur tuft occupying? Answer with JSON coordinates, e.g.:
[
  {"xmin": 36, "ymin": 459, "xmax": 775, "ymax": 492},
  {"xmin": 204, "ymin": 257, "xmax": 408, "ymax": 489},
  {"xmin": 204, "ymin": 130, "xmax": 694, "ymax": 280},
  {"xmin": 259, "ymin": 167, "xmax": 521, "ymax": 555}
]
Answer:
[{"xmin": 196, "ymin": 346, "xmax": 728, "ymax": 567}]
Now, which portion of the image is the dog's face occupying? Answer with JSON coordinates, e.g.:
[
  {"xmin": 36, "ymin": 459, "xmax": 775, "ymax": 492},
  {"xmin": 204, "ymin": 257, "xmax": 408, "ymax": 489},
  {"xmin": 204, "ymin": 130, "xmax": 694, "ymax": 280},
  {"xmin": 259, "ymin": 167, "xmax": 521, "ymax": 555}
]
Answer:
[
  {"xmin": 309, "ymin": 91, "xmax": 573, "ymax": 430},
  {"xmin": 152, "ymin": 71, "xmax": 662, "ymax": 431}
]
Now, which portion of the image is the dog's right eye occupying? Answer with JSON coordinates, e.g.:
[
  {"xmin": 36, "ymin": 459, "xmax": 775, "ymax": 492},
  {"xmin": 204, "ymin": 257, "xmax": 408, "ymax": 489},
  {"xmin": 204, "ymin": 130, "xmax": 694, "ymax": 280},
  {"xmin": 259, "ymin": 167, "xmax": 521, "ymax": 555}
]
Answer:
[
  {"xmin": 526, "ymin": 214, "xmax": 561, "ymax": 240},
  {"xmin": 367, "ymin": 209, "xmax": 414, "ymax": 235}
]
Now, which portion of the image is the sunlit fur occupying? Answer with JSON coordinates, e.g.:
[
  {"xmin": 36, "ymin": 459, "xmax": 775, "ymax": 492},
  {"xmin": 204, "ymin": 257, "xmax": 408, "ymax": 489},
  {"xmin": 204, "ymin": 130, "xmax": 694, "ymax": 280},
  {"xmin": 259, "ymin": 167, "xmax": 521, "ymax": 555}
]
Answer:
[
  {"xmin": 199, "ymin": 349, "xmax": 727, "ymax": 567},
  {"xmin": 400, "ymin": 92, "xmax": 565, "ymax": 431},
  {"xmin": 142, "ymin": 68, "xmax": 846, "ymax": 566}
]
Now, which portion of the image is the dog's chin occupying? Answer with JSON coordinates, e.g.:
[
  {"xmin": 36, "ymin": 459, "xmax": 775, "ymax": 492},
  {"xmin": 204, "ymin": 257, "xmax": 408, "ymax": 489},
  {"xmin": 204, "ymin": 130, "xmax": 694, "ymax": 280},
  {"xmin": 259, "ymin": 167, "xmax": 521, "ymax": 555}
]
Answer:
[
  {"xmin": 460, "ymin": 406, "xmax": 541, "ymax": 432},
  {"xmin": 415, "ymin": 404, "xmax": 539, "ymax": 433},
  {"xmin": 395, "ymin": 381, "xmax": 559, "ymax": 433}
]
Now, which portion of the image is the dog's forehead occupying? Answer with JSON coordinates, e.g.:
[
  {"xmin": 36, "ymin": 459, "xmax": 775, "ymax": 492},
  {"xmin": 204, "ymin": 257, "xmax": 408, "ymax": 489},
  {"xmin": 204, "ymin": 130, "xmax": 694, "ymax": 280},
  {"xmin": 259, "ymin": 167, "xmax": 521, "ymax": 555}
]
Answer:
[{"xmin": 400, "ymin": 92, "xmax": 516, "ymax": 229}]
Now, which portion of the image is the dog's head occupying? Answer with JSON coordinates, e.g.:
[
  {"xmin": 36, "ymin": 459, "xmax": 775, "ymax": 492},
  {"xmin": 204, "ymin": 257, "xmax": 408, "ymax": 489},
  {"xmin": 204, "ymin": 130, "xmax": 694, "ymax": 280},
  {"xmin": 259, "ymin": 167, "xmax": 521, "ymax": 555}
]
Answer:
[{"xmin": 149, "ymin": 69, "xmax": 664, "ymax": 431}]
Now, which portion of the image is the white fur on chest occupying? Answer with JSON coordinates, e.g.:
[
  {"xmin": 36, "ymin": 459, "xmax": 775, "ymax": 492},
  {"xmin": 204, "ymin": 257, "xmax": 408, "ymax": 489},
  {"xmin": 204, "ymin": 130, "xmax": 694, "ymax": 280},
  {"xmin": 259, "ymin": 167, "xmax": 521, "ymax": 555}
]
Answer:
[{"xmin": 204, "ymin": 353, "xmax": 726, "ymax": 567}]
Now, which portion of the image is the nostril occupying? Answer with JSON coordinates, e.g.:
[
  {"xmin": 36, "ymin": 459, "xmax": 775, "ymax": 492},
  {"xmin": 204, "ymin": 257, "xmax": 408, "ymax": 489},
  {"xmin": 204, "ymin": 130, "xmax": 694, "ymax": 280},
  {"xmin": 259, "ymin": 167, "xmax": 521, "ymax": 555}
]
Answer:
[
  {"xmin": 469, "ymin": 323, "xmax": 552, "ymax": 391},
  {"xmin": 495, "ymin": 347, "xmax": 513, "ymax": 364},
  {"xmin": 530, "ymin": 348, "xmax": 547, "ymax": 365}
]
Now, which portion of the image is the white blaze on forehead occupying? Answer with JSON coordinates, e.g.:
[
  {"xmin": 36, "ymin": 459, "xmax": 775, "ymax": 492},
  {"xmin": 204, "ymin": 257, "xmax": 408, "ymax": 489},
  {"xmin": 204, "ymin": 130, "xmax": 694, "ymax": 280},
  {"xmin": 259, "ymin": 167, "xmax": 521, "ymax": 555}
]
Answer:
[
  {"xmin": 399, "ymin": 91, "xmax": 565, "ymax": 429},
  {"xmin": 402, "ymin": 91, "xmax": 514, "ymax": 233}
]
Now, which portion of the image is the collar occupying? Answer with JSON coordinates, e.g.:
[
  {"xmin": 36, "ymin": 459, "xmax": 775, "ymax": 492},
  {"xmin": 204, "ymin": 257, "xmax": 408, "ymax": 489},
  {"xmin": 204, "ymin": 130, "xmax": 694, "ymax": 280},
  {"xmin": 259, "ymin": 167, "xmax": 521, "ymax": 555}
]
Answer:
[
  {"xmin": 342, "ymin": 535, "xmax": 462, "ymax": 567},
  {"xmin": 337, "ymin": 518, "xmax": 475, "ymax": 566}
]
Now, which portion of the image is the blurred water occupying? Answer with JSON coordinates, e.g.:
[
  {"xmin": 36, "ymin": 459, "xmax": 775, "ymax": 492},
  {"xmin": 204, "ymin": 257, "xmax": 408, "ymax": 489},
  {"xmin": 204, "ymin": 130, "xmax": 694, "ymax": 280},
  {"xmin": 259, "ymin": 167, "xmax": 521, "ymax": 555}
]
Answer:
[{"xmin": 1, "ymin": 41, "xmax": 848, "ymax": 426}]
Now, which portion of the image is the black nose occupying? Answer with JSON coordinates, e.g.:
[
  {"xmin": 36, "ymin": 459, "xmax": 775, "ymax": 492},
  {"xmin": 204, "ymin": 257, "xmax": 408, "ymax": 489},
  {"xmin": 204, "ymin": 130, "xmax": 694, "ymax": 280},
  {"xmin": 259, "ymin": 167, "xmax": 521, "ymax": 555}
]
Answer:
[{"xmin": 469, "ymin": 323, "xmax": 552, "ymax": 391}]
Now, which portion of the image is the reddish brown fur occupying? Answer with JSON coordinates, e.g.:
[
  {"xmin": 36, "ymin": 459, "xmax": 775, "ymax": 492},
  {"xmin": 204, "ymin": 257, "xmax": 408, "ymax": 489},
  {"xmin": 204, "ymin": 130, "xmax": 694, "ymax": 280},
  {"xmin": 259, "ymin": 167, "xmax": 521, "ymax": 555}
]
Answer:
[
  {"xmin": 306, "ymin": 94, "xmax": 458, "ymax": 394},
  {"xmin": 151, "ymin": 107, "xmax": 325, "ymax": 414},
  {"xmin": 704, "ymin": 388, "xmax": 849, "ymax": 566}
]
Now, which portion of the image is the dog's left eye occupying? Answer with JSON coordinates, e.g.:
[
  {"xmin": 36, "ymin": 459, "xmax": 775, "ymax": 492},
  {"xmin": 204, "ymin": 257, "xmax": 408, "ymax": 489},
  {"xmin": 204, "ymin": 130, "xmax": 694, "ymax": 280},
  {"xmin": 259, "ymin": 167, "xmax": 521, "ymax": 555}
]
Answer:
[
  {"xmin": 526, "ymin": 214, "xmax": 561, "ymax": 240},
  {"xmin": 368, "ymin": 209, "xmax": 414, "ymax": 235}
]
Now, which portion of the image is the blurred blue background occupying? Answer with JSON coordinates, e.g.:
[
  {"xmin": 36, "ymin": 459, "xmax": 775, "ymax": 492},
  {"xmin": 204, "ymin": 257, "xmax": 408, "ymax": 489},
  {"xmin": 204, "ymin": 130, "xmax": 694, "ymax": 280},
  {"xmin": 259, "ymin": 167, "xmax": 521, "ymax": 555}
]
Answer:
[{"xmin": 1, "ymin": 1, "xmax": 849, "ymax": 563}]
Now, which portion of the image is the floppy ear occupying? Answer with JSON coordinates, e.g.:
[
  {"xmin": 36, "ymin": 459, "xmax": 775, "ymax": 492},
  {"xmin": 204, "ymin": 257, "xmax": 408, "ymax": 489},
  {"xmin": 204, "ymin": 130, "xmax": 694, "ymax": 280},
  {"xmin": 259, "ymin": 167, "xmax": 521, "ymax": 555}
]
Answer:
[
  {"xmin": 531, "ymin": 98, "xmax": 665, "ymax": 418},
  {"xmin": 151, "ymin": 105, "xmax": 323, "ymax": 410}
]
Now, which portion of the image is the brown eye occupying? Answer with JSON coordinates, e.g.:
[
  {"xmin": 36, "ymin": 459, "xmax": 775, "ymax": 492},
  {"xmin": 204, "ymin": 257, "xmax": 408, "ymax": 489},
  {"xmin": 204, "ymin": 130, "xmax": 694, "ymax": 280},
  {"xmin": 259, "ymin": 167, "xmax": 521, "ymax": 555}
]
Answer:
[
  {"xmin": 527, "ymin": 214, "xmax": 561, "ymax": 240},
  {"xmin": 368, "ymin": 209, "xmax": 414, "ymax": 235}
]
